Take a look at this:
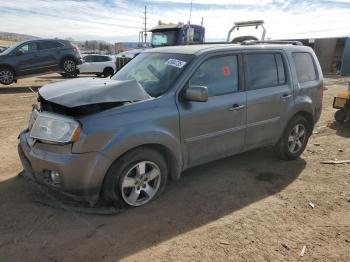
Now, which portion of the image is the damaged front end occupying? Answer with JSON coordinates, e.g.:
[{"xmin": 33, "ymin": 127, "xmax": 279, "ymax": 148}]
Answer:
[
  {"xmin": 37, "ymin": 77, "xmax": 151, "ymax": 116},
  {"xmin": 18, "ymin": 77, "xmax": 152, "ymax": 203}
]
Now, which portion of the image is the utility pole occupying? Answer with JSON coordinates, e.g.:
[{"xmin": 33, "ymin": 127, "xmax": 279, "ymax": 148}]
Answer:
[
  {"xmin": 188, "ymin": 0, "xmax": 193, "ymax": 24},
  {"xmin": 143, "ymin": 6, "xmax": 148, "ymax": 44}
]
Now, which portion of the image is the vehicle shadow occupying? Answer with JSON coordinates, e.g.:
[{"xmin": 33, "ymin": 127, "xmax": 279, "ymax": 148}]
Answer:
[
  {"xmin": 0, "ymin": 147, "xmax": 305, "ymax": 261},
  {"xmin": 0, "ymin": 86, "xmax": 40, "ymax": 94},
  {"xmin": 328, "ymin": 121, "xmax": 350, "ymax": 138}
]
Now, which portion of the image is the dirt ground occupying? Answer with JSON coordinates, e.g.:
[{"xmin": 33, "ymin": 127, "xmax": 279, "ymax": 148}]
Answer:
[{"xmin": 0, "ymin": 75, "xmax": 349, "ymax": 262}]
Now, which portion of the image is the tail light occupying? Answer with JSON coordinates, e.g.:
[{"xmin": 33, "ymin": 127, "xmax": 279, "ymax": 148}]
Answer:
[{"xmin": 73, "ymin": 44, "xmax": 80, "ymax": 53}]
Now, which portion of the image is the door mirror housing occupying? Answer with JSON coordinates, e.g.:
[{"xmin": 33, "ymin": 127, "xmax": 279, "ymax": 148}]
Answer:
[
  {"xmin": 15, "ymin": 50, "xmax": 23, "ymax": 56},
  {"xmin": 184, "ymin": 85, "xmax": 208, "ymax": 102}
]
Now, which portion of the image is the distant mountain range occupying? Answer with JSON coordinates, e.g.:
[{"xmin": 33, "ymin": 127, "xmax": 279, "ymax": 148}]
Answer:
[{"xmin": 0, "ymin": 32, "xmax": 40, "ymax": 42}]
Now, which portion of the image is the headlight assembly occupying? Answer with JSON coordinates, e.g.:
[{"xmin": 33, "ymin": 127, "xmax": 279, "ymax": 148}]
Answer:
[{"xmin": 30, "ymin": 112, "xmax": 81, "ymax": 143}]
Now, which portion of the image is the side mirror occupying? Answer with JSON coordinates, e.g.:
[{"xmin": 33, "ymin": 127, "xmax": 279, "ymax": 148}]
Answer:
[
  {"xmin": 15, "ymin": 50, "xmax": 23, "ymax": 56},
  {"xmin": 184, "ymin": 85, "xmax": 208, "ymax": 102}
]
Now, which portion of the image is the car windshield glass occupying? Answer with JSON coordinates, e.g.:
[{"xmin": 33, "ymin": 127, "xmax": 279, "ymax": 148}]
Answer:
[
  {"xmin": 112, "ymin": 52, "xmax": 193, "ymax": 97},
  {"xmin": 1, "ymin": 41, "xmax": 24, "ymax": 55},
  {"xmin": 151, "ymin": 31, "xmax": 177, "ymax": 46}
]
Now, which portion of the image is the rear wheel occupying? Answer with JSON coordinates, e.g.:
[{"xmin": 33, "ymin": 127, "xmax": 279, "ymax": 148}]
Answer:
[
  {"xmin": 62, "ymin": 58, "xmax": 77, "ymax": 73},
  {"xmin": 102, "ymin": 148, "xmax": 168, "ymax": 207},
  {"xmin": 275, "ymin": 115, "xmax": 311, "ymax": 160},
  {"xmin": 103, "ymin": 67, "xmax": 114, "ymax": 78},
  {"xmin": 0, "ymin": 67, "xmax": 15, "ymax": 85}
]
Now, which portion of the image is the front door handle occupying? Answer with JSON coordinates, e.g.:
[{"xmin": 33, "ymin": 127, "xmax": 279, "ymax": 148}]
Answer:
[
  {"xmin": 229, "ymin": 104, "xmax": 245, "ymax": 111},
  {"xmin": 281, "ymin": 94, "xmax": 292, "ymax": 100}
]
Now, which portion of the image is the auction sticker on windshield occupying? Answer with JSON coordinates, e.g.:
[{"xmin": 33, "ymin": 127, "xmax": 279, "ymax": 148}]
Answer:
[{"xmin": 165, "ymin": 59, "xmax": 187, "ymax": 68}]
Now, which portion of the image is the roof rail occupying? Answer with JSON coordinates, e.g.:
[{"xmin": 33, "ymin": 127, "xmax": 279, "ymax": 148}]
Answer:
[{"xmin": 241, "ymin": 40, "xmax": 303, "ymax": 46}]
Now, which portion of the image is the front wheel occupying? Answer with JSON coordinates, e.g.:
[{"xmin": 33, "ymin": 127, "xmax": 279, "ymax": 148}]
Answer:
[
  {"xmin": 0, "ymin": 67, "xmax": 15, "ymax": 85},
  {"xmin": 102, "ymin": 148, "xmax": 168, "ymax": 207},
  {"xmin": 275, "ymin": 115, "xmax": 311, "ymax": 160}
]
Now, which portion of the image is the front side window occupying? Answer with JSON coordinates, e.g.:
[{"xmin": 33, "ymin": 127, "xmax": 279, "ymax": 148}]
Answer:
[
  {"xmin": 293, "ymin": 52, "xmax": 317, "ymax": 83},
  {"xmin": 189, "ymin": 56, "xmax": 238, "ymax": 96},
  {"xmin": 18, "ymin": 42, "xmax": 38, "ymax": 53},
  {"xmin": 83, "ymin": 56, "xmax": 94, "ymax": 62},
  {"xmin": 113, "ymin": 52, "xmax": 193, "ymax": 97}
]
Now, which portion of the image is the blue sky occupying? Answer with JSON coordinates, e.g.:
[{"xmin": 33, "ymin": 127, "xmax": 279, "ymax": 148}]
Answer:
[{"xmin": 0, "ymin": 0, "xmax": 349, "ymax": 42}]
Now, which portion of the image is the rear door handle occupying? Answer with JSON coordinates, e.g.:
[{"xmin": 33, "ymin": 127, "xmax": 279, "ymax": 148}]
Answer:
[{"xmin": 229, "ymin": 104, "xmax": 245, "ymax": 111}]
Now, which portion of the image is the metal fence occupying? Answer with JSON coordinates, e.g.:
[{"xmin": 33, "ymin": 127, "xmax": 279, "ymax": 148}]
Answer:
[{"xmin": 116, "ymin": 57, "xmax": 133, "ymax": 72}]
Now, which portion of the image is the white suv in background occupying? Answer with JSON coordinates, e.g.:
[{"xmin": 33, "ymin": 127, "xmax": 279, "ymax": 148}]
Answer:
[{"xmin": 78, "ymin": 54, "xmax": 116, "ymax": 77}]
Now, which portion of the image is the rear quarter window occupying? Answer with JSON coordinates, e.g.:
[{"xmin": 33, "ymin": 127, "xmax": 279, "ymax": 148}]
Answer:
[{"xmin": 292, "ymin": 52, "xmax": 317, "ymax": 83}]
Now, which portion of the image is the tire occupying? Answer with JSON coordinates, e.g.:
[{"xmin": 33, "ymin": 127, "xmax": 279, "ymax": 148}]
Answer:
[
  {"xmin": 274, "ymin": 115, "xmax": 311, "ymax": 160},
  {"xmin": 335, "ymin": 109, "xmax": 346, "ymax": 123},
  {"xmin": 68, "ymin": 71, "xmax": 78, "ymax": 78},
  {"xmin": 102, "ymin": 148, "xmax": 168, "ymax": 207},
  {"xmin": 231, "ymin": 35, "xmax": 258, "ymax": 43},
  {"xmin": 61, "ymin": 58, "xmax": 77, "ymax": 73},
  {"xmin": 0, "ymin": 67, "xmax": 15, "ymax": 85},
  {"xmin": 102, "ymin": 67, "xmax": 114, "ymax": 78}
]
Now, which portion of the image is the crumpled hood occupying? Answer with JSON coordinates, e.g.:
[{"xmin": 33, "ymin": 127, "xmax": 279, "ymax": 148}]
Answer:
[{"xmin": 39, "ymin": 78, "xmax": 151, "ymax": 108}]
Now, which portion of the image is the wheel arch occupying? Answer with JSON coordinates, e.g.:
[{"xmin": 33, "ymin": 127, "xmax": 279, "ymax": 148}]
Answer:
[
  {"xmin": 0, "ymin": 64, "xmax": 17, "ymax": 76},
  {"xmin": 103, "ymin": 66, "xmax": 114, "ymax": 72},
  {"xmin": 282, "ymin": 110, "xmax": 315, "ymax": 140},
  {"xmin": 99, "ymin": 142, "xmax": 182, "ymax": 199},
  {"xmin": 105, "ymin": 142, "xmax": 182, "ymax": 182}
]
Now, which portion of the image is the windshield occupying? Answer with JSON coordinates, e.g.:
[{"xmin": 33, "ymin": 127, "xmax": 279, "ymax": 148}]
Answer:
[
  {"xmin": 0, "ymin": 41, "xmax": 24, "ymax": 55},
  {"xmin": 151, "ymin": 31, "xmax": 177, "ymax": 46},
  {"xmin": 112, "ymin": 52, "xmax": 193, "ymax": 97}
]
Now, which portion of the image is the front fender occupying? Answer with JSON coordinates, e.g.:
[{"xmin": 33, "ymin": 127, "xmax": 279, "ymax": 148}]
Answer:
[{"xmin": 102, "ymin": 125, "xmax": 183, "ymax": 180}]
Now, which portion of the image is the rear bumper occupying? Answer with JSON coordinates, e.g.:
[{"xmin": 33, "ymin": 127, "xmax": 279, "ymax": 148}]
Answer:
[{"xmin": 18, "ymin": 131, "xmax": 112, "ymax": 203}]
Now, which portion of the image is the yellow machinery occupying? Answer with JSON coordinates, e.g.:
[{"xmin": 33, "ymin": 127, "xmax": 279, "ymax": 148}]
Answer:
[{"xmin": 333, "ymin": 81, "xmax": 350, "ymax": 122}]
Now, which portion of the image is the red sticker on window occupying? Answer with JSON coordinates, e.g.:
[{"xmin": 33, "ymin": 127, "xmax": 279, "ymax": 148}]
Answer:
[{"xmin": 222, "ymin": 66, "xmax": 231, "ymax": 76}]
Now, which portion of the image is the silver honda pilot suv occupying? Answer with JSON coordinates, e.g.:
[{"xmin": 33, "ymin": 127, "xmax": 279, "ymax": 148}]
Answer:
[{"xmin": 18, "ymin": 43, "xmax": 323, "ymax": 207}]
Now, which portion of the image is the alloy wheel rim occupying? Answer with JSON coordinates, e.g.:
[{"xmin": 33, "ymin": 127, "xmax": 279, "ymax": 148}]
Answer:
[
  {"xmin": 0, "ymin": 70, "xmax": 14, "ymax": 84},
  {"xmin": 288, "ymin": 123, "xmax": 306, "ymax": 154},
  {"xmin": 120, "ymin": 161, "xmax": 161, "ymax": 206},
  {"xmin": 63, "ymin": 60, "xmax": 75, "ymax": 72}
]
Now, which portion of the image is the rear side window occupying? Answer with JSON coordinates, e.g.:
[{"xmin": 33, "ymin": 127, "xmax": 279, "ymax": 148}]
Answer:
[
  {"xmin": 189, "ymin": 55, "xmax": 238, "ymax": 96},
  {"xmin": 245, "ymin": 53, "xmax": 286, "ymax": 90},
  {"xmin": 292, "ymin": 52, "xmax": 317, "ymax": 83},
  {"xmin": 39, "ymin": 41, "xmax": 63, "ymax": 50},
  {"xmin": 95, "ymin": 56, "xmax": 111, "ymax": 62}
]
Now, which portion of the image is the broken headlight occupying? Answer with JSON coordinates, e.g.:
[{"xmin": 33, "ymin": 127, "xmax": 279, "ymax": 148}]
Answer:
[{"xmin": 30, "ymin": 112, "xmax": 81, "ymax": 143}]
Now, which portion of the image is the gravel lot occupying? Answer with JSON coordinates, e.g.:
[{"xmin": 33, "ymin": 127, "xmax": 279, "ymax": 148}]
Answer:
[{"xmin": 0, "ymin": 75, "xmax": 349, "ymax": 262}]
